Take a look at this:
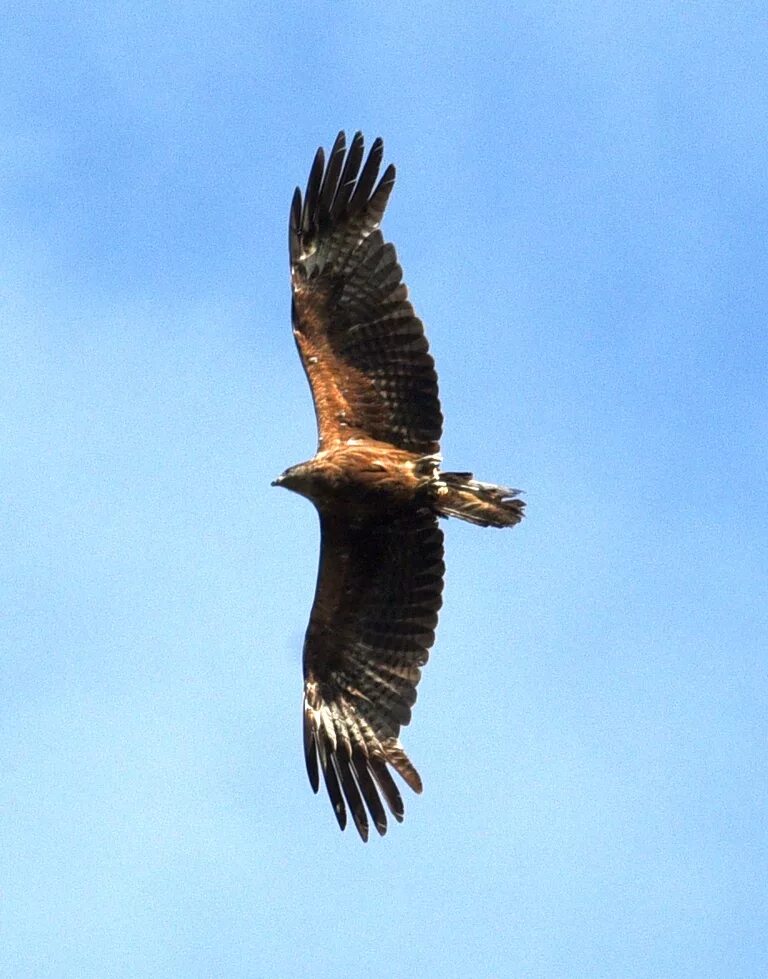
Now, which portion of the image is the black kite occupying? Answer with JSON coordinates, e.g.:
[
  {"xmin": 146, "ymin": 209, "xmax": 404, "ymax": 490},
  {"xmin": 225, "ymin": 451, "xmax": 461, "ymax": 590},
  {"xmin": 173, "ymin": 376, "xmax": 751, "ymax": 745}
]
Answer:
[{"xmin": 273, "ymin": 132, "xmax": 525, "ymax": 840}]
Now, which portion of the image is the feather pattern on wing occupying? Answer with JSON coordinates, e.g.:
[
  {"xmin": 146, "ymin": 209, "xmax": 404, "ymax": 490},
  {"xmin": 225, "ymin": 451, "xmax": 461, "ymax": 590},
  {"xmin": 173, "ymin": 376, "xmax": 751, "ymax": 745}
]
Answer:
[
  {"xmin": 302, "ymin": 505, "xmax": 444, "ymax": 840},
  {"xmin": 290, "ymin": 131, "xmax": 443, "ymax": 454}
]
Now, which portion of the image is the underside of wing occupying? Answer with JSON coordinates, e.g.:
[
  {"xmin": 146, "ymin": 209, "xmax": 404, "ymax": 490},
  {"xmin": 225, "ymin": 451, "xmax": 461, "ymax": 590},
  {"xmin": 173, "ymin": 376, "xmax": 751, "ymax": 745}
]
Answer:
[
  {"xmin": 290, "ymin": 131, "xmax": 443, "ymax": 455},
  {"xmin": 302, "ymin": 506, "xmax": 444, "ymax": 840}
]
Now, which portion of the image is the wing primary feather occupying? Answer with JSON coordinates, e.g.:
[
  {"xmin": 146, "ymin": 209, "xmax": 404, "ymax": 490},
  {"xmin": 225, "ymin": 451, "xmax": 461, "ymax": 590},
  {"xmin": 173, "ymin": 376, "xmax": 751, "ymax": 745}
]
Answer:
[
  {"xmin": 349, "ymin": 136, "xmax": 384, "ymax": 212},
  {"xmin": 317, "ymin": 131, "xmax": 346, "ymax": 221},
  {"xmin": 336, "ymin": 752, "xmax": 370, "ymax": 842},
  {"xmin": 318, "ymin": 736, "xmax": 347, "ymax": 831},
  {"xmin": 330, "ymin": 130, "xmax": 365, "ymax": 220},
  {"xmin": 387, "ymin": 746, "xmax": 423, "ymax": 794},
  {"xmin": 352, "ymin": 751, "xmax": 389, "ymax": 836},
  {"xmin": 301, "ymin": 146, "xmax": 325, "ymax": 235},
  {"xmin": 366, "ymin": 163, "xmax": 396, "ymax": 226},
  {"xmin": 303, "ymin": 709, "xmax": 319, "ymax": 793},
  {"xmin": 342, "ymin": 702, "xmax": 390, "ymax": 835},
  {"xmin": 289, "ymin": 187, "xmax": 302, "ymax": 265},
  {"xmin": 369, "ymin": 757, "xmax": 405, "ymax": 822}
]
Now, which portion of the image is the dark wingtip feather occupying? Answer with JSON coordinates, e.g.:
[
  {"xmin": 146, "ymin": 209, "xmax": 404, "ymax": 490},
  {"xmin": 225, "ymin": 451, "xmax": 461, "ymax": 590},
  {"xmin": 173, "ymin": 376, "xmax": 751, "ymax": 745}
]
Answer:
[
  {"xmin": 337, "ymin": 754, "xmax": 370, "ymax": 842},
  {"xmin": 349, "ymin": 137, "xmax": 384, "ymax": 212},
  {"xmin": 292, "ymin": 132, "xmax": 396, "ymax": 267},
  {"xmin": 319, "ymin": 743, "xmax": 347, "ymax": 832},
  {"xmin": 370, "ymin": 757, "xmax": 405, "ymax": 822},
  {"xmin": 365, "ymin": 162, "xmax": 396, "ymax": 227},
  {"xmin": 352, "ymin": 753, "xmax": 389, "ymax": 836},
  {"xmin": 380, "ymin": 162, "xmax": 396, "ymax": 190},
  {"xmin": 303, "ymin": 711, "xmax": 319, "ymax": 793},
  {"xmin": 301, "ymin": 145, "xmax": 325, "ymax": 235},
  {"xmin": 317, "ymin": 131, "xmax": 346, "ymax": 221},
  {"xmin": 289, "ymin": 187, "xmax": 302, "ymax": 265}
]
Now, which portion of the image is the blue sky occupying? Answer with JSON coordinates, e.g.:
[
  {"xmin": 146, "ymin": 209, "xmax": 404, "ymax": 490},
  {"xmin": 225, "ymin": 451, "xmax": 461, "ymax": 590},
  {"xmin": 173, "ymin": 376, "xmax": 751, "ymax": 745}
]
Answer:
[{"xmin": 3, "ymin": 3, "xmax": 767, "ymax": 976}]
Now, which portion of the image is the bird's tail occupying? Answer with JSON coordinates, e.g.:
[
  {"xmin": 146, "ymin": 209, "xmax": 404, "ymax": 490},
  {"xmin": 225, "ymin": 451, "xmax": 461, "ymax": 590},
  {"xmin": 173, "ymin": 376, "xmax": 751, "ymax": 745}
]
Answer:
[{"xmin": 433, "ymin": 472, "xmax": 525, "ymax": 528}]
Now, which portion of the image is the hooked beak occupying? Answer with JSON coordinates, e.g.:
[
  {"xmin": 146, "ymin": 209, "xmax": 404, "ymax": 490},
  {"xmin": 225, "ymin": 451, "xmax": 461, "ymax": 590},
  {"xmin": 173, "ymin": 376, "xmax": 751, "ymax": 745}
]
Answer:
[{"xmin": 271, "ymin": 474, "xmax": 283, "ymax": 487}]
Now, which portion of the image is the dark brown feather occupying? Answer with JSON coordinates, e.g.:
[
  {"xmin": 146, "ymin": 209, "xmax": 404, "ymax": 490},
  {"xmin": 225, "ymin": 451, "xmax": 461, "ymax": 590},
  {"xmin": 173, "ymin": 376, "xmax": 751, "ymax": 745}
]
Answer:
[
  {"xmin": 290, "ymin": 132, "xmax": 443, "ymax": 454},
  {"xmin": 368, "ymin": 756, "xmax": 406, "ymax": 821},
  {"xmin": 350, "ymin": 748, "xmax": 388, "ymax": 834},
  {"xmin": 302, "ymin": 706, "xmax": 319, "ymax": 793},
  {"xmin": 331, "ymin": 131, "xmax": 364, "ymax": 221},
  {"xmin": 317, "ymin": 131, "xmax": 346, "ymax": 221},
  {"xmin": 318, "ymin": 742, "xmax": 346, "ymax": 832}
]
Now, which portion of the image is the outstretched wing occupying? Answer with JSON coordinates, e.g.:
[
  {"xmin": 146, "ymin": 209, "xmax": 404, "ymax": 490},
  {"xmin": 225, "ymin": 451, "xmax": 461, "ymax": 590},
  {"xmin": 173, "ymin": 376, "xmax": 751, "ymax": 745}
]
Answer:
[
  {"xmin": 290, "ymin": 131, "xmax": 443, "ymax": 455},
  {"xmin": 302, "ymin": 505, "xmax": 444, "ymax": 840}
]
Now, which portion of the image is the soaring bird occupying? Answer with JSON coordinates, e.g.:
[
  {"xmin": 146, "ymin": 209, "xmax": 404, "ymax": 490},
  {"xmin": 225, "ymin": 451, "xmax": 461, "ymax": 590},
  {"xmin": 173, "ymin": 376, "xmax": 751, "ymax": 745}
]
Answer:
[{"xmin": 273, "ymin": 132, "xmax": 524, "ymax": 840}]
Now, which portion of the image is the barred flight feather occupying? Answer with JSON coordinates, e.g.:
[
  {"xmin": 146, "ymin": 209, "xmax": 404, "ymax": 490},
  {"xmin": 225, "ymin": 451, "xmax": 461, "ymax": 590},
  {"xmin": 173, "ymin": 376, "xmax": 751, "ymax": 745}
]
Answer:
[
  {"xmin": 302, "ymin": 506, "xmax": 443, "ymax": 838},
  {"xmin": 290, "ymin": 131, "xmax": 442, "ymax": 454}
]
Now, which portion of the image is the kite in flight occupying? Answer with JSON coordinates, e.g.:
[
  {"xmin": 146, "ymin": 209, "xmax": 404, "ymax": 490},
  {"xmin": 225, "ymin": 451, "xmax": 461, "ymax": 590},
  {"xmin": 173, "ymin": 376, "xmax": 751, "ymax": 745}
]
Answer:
[{"xmin": 273, "ymin": 132, "xmax": 525, "ymax": 840}]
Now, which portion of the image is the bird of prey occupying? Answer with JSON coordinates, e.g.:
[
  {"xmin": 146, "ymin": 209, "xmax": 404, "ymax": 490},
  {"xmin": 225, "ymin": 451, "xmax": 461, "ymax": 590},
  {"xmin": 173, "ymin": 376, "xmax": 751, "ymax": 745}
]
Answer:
[{"xmin": 273, "ymin": 132, "xmax": 525, "ymax": 840}]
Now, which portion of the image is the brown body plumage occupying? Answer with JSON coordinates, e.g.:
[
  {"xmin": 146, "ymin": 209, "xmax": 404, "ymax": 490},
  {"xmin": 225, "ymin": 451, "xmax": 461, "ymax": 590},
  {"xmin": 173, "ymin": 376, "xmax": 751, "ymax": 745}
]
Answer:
[{"xmin": 274, "ymin": 132, "xmax": 525, "ymax": 840}]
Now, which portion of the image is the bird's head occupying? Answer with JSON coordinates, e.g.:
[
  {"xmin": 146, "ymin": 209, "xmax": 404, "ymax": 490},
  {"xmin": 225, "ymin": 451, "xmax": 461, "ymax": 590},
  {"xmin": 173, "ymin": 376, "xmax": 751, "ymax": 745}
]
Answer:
[{"xmin": 271, "ymin": 462, "xmax": 313, "ymax": 496}]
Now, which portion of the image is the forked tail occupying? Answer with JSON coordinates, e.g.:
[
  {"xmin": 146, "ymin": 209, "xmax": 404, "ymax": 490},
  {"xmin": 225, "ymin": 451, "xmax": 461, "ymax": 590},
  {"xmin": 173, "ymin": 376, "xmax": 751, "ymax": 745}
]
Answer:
[{"xmin": 434, "ymin": 472, "xmax": 525, "ymax": 528}]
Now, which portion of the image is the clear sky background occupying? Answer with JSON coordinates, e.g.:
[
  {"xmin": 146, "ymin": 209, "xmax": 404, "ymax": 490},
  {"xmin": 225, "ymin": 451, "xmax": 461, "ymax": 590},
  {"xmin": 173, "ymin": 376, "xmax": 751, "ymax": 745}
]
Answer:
[{"xmin": 3, "ymin": 3, "xmax": 767, "ymax": 977}]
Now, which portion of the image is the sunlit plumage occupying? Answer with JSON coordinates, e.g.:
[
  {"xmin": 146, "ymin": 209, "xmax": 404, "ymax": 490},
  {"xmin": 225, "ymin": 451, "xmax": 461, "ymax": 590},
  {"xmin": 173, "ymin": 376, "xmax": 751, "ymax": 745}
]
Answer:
[{"xmin": 275, "ymin": 132, "xmax": 525, "ymax": 840}]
